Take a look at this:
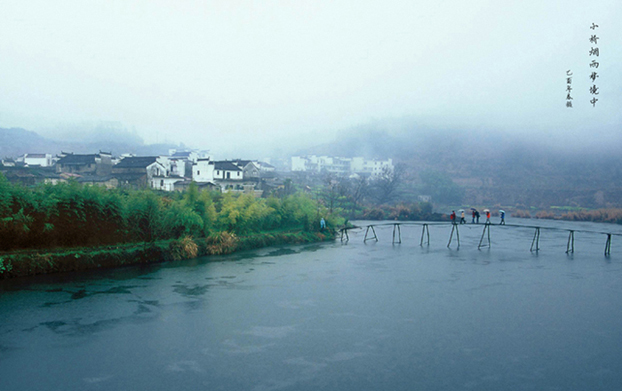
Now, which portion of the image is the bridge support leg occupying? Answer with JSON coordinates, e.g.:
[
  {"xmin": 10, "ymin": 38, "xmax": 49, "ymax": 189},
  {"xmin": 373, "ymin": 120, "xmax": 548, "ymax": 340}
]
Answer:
[
  {"xmin": 605, "ymin": 234, "xmax": 612, "ymax": 256},
  {"xmin": 364, "ymin": 225, "xmax": 378, "ymax": 242},
  {"xmin": 447, "ymin": 224, "xmax": 460, "ymax": 249},
  {"xmin": 530, "ymin": 227, "xmax": 540, "ymax": 252},
  {"xmin": 392, "ymin": 224, "xmax": 401, "ymax": 244},
  {"xmin": 478, "ymin": 223, "xmax": 491, "ymax": 249},
  {"xmin": 420, "ymin": 224, "xmax": 430, "ymax": 246},
  {"xmin": 566, "ymin": 230, "xmax": 575, "ymax": 254}
]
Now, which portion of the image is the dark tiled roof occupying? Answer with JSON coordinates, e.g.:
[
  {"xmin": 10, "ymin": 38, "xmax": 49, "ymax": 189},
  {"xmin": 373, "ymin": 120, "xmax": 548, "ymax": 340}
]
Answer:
[
  {"xmin": 112, "ymin": 173, "xmax": 146, "ymax": 181},
  {"xmin": 1, "ymin": 167, "xmax": 60, "ymax": 179},
  {"xmin": 57, "ymin": 154, "xmax": 98, "ymax": 165},
  {"xmin": 231, "ymin": 159, "xmax": 253, "ymax": 166},
  {"xmin": 214, "ymin": 161, "xmax": 242, "ymax": 171},
  {"xmin": 172, "ymin": 151, "xmax": 191, "ymax": 158},
  {"xmin": 115, "ymin": 156, "xmax": 158, "ymax": 168}
]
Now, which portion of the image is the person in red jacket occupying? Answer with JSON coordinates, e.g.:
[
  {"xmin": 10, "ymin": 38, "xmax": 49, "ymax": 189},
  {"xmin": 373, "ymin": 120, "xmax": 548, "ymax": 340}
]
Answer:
[{"xmin": 450, "ymin": 211, "xmax": 456, "ymax": 224}]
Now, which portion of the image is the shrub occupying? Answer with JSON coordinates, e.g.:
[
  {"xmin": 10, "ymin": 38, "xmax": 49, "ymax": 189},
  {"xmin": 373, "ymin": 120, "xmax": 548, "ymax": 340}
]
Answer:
[
  {"xmin": 169, "ymin": 236, "xmax": 199, "ymax": 260},
  {"xmin": 512, "ymin": 210, "xmax": 532, "ymax": 218}
]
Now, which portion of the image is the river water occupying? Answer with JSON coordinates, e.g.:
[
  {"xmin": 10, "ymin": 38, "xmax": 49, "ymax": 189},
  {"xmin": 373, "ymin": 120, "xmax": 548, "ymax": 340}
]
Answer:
[{"xmin": 2, "ymin": 219, "xmax": 622, "ymax": 390}]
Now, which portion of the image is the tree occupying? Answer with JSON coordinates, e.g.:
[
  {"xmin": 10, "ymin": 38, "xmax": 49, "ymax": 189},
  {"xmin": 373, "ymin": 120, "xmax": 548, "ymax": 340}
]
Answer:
[{"xmin": 370, "ymin": 163, "xmax": 406, "ymax": 205}]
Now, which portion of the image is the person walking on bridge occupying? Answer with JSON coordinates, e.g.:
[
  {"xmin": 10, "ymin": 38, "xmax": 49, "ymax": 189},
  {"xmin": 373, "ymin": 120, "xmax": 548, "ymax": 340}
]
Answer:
[
  {"xmin": 450, "ymin": 211, "xmax": 456, "ymax": 225},
  {"xmin": 485, "ymin": 209, "xmax": 491, "ymax": 224},
  {"xmin": 499, "ymin": 210, "xmax": 506, "ymax": 225},
  {"xmin": 460, "ymin": 210, "xmax": 466, "ymax": 224}
]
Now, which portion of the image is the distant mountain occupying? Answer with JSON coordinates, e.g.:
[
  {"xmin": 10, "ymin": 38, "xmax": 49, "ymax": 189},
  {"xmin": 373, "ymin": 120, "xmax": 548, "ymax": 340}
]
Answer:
[{"xmin": 0, "ymin": 127, "xmax": 177, "ymax": 158}]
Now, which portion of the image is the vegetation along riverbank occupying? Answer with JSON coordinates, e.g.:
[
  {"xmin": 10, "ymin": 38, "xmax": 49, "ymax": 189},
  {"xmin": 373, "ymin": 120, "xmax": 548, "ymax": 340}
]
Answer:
[{"xmin": 0, "ymin": 176, "xmax": 342, "ymax": 279}]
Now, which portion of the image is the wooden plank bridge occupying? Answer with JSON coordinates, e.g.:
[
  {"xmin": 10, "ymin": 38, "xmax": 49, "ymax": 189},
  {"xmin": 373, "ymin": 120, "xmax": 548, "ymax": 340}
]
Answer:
[{"xmin": 338, "ymin": 222, "xmax": 621, "ymax": 256}]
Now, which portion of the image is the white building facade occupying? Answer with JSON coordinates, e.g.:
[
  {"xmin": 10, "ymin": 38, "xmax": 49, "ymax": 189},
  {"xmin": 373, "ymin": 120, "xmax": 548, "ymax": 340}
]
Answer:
[{"xmin": 291, "ymin": 155, "xmax": 393, "ymax": 177}]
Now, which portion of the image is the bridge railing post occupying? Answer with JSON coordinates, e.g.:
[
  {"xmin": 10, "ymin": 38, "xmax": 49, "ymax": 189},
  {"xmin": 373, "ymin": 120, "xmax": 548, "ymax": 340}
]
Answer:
[
  {"xmin": 392, "ymin": 223, "xmax": 401, "ymax": 244},
  {"xmin": 530, "ymin": 227, "xmax": 540, "ymax": 252},
  {"xmin": 605, "ymin": 234, "xmax": 612, "ymax": 256},
  {"xmin": 420, "ymin": 224, "xmax": 430, "ymax": 246},
  {"xmin": 566, "ymin": 230, "xmax": 575, "ymax": 254},
  {"xmin": 478, "ymin": 223, "xmax": 491, "ymax": 249},
  {"xmin": 447, "ymin": 223, "xmax": 460, "ymax": 249},
  {"xmin": 364, "ymin": 225, "xmax": 378, "ymax": 243},
  {"xmin": 340, "ymin": 228, "xmax": 349, "ymax": 243}
]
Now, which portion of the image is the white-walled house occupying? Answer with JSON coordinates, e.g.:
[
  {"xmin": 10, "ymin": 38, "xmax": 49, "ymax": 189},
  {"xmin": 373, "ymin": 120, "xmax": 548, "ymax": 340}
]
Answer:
[
  {"xmin": 291, "ymin": 156, "xmax": 308, "ymax": 171},
  {"xmin": 23, "ymin": 153, "xmax": 53, "ymax": 167},
  {"xmin": 151, "ymin": 176, "xmax": 183, "ymax": 192},
  {"xmin": 168, "ymin": 158, "xmax": 187, "ymax": 177},
  {"xmin": 191, "ymin": 159, "xmax": 263, "ymax": 194},
  {"xmin": 112, "ymin": 156, "xmax": 182, "ymax": 190},
  {"xmin": 290, "ymin": 155, "xmax": 393, "ymax": 177},
  {"xmin": 213, "ymin": 161, "xmax": 247, "ymax": 192},
  {"xmin": 169, "ymin": 149, "xmax": 212, "ymax": 163},
  {"xmin": 192, "ymin": 158, "xmax": 215, "ymax": 183},
  {"xmin": 213, "ymin": 161, "xmax": 243, "ymax": 181},
  {"xmin": 351, "ymin": 157, "xmax": 393, "ymax": 177},
  {"xmin": 230, "ymin": 160, "xmax": 261, "ymax": 181}
]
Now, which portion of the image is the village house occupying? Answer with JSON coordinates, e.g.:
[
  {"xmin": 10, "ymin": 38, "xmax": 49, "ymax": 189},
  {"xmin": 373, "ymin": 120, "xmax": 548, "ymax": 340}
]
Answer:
[
  {"xmin": 111, "ymin": 156, "xmax": 179, "ymax": 190},
  {"xmin": 230, "ymin": 160, "xmax": 261, "ymax": 181},
  {"xmin": 22, "ymin": 153, "xmax": 54, "ymax": 167},
  {"xmin": 1, "ymin": 158, "xmax": 16, "ymax": 167},
  {"xmin": 291, "ymin": 155, "xmax": 393, "ymax": 178},
  {"xmin": 168, "ymin": 149, "xmax": 211, "ymax": 177},
  {"xmin": 213, "ymin": 161, "xmax": 244, "ymax": 191},
  {"xmin": 0, "ymin": 166, "xmax": 62, "ymax": 186},
  {"xmin": 191, "ymin": 159, "xmax": 260, "ymax": 194},
  {"xmin": 192, "ymin": 158, "xmax": 216, "ymax": 183},
  {"xmin": 55, "ymin": 152, "xmax": 113, "ymax": 176}
]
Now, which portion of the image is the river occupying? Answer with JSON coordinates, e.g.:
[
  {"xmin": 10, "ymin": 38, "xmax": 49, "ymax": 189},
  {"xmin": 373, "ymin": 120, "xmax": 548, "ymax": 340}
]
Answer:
[{"xmin": 1, "ymin": 219, "xmax": 622, "ymax": 390}]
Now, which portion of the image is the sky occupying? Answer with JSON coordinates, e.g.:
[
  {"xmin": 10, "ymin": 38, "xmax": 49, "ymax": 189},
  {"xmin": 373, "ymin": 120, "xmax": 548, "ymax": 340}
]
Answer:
[{"xmin": 0, "ymin": 0, "xmax": 621, "ymax": 157}]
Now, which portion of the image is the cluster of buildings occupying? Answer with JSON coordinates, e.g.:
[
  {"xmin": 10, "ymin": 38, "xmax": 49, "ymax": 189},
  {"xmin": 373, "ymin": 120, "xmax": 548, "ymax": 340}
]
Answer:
[
  {"xmin": 0, "ymin": 150, "xmax": 276, "ymax": 195},
  {"xmin": 291, "ymin": 155, "xmax": 393, "ymax": 177},
  {"xmin": 1, "ymin": 150, "xmax": 396, "ymax": 196}
]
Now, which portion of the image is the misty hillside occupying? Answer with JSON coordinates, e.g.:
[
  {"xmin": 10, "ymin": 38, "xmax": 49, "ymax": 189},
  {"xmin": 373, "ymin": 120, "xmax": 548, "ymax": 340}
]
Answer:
[
  {"xmin": 298, "ymin": 125, "xmax": 622, "ymax": 208},
  {"xmin": 0, "ymin": 127, "xmax": 177, "ymax": 158}
]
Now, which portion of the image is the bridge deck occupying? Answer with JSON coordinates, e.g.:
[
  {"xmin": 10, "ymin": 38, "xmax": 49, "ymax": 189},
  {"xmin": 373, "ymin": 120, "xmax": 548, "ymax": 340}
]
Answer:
[{"xmin": 338, "ymin": 221, "xmax": 621, "ymax": 255}]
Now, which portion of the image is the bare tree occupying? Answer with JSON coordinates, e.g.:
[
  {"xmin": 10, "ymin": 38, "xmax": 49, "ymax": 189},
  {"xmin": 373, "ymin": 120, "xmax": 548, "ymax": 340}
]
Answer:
[
  {"xmin": 371, "ymin": 163, "xmax": 406, "ymax": 205},
  {"xmin": 347, "ymin": 175, "xmax": 369, "ymax": 217}
]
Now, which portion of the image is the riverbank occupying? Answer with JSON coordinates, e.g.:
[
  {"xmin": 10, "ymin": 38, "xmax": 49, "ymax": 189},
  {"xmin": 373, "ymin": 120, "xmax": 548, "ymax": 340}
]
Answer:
[
  {"xmin": 0, "ymin": 230, "xmax": 335, "ymax": 279},
  {"xmin": 511, "ymin": 207, "xmax": 622, "ymax": 224}
]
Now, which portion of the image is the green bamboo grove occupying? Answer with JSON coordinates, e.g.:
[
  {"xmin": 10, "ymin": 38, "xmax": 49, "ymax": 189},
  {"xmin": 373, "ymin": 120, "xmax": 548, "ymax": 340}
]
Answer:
[{"xmin": 0, "ymin": 175, "xmax": 343, "ymax": 252}]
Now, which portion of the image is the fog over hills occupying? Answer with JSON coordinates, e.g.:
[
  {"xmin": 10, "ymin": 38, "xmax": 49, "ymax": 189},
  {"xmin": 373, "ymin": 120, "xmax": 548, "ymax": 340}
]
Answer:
[
  {"xmin": 296, "ymin": 119, "xmax": 622, "ymax": 208},
  {"xmin": 2, "ymin": 117, "xmax": 621, "ymax": 208},
  {"xmin": 0, "ymin": 125, "xmax": 177, "ymax": 158}
]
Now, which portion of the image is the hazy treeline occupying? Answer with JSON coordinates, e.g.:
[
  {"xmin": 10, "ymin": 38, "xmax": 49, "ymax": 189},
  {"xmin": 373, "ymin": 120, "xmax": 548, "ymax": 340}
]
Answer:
[
  {"xmin": 0, "ymin": 176, "xmax": 341, "ymax": 252},
  {"xmin": 512, "ymin": 208, "xmax": 622, "ymax": 224},
  {"xmin": 299, "ymin": 125, "xmax": 622, "ymax": 209},
  {"xmin": 311, "ymin": 172, "xmax": 438, "ymax": 221}
]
